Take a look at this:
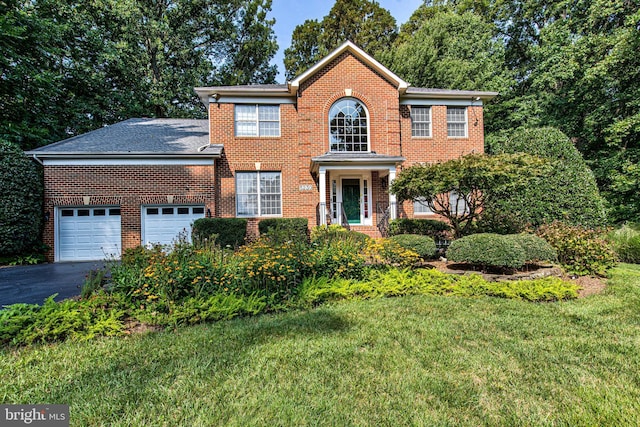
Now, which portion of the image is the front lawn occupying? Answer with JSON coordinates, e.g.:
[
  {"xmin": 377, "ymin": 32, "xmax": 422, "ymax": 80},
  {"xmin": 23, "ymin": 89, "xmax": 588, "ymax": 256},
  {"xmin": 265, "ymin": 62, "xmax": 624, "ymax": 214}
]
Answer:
[{"xmin": 2, "ymin": 264, "xmax": 639, "ymax": 425}]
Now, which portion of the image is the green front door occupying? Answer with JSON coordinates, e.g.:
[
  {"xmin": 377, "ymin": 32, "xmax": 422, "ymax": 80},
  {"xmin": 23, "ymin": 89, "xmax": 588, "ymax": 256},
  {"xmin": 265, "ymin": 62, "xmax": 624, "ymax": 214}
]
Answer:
[{"xmin": 342, "ymin": 179, "xmax": 361, "ymax": 224}]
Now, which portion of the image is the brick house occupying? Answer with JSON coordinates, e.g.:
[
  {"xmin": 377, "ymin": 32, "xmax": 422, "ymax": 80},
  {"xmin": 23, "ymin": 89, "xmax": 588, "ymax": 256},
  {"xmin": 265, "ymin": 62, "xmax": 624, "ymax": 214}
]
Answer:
[{"xmin": 28, "ymin": 41, "xmax": 496, "ymax": 262}]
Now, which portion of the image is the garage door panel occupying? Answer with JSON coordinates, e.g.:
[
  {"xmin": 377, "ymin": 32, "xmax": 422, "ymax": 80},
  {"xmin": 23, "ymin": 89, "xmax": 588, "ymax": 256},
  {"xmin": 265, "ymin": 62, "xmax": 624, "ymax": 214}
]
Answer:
[
  {"xmin": 143, "ymin": 205, "xmax": 204, "ymax": 247},
  {"xmin": 57, "ymin": 207, "xmax": 121, "ymax": 261}
]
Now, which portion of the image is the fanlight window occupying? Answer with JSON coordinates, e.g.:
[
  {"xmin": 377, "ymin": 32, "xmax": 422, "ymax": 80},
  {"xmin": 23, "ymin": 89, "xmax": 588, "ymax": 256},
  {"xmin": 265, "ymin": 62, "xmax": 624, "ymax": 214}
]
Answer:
[{"xmin": 329, "ymin": 98, "xmax": 369, "ymax": 152}]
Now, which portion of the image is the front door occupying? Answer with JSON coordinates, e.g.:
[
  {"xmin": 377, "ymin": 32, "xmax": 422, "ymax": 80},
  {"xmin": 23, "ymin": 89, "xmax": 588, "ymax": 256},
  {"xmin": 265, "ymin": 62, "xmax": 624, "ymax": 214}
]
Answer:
[{"xmin": 342, "ymin": 179, "xmax": 361, "ymax": 224}]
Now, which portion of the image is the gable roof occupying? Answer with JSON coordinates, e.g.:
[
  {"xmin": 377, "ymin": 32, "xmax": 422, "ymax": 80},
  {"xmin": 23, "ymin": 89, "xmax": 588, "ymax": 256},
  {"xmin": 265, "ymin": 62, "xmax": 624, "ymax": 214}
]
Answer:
[
  {"xmin": 194, "ymin": 41, "xmax": 498, "ymax": 103},
  {"xmin": 289, "ymin": 41, "xmax": 409, "ymax": 95},
  {"xmin": 27, "ymin": 118, "xmax": 222, "ymax": 159}
]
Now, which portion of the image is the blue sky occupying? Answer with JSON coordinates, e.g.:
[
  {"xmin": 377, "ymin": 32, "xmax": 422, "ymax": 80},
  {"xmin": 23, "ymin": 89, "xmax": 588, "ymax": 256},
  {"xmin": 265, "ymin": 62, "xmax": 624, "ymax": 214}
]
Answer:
[{"xmin": 269, "ymin": 0, "xmax": 424, "ymax": 82}]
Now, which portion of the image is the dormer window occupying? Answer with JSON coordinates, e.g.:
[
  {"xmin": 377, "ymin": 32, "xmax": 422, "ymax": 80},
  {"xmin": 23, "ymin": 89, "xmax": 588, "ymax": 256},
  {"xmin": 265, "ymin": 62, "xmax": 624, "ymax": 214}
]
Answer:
[{"xmin": 329, "ymin": 98, "xmax": 369, "ymax": 152}]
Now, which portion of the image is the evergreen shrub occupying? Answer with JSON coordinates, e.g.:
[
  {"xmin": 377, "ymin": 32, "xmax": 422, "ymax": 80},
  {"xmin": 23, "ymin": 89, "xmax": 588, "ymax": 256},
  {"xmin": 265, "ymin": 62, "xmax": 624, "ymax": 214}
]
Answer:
[
  {"xmin": 192, "ymin": 218, "xmax": 247, "ymax": 248},
  {"xmin": 388, "ymin": 218, "xmax": 450, "ymax": 239},
  {"xmin": 0, "ymin": 139, "xmax": 43, "ymax": 256},
  {"xmin": 389, "ymin": 234, "xmax": 437, "ymax": 259},
  {"xmin": 446, "ymin": 233, "xmax": 526, "ymax": 270}
]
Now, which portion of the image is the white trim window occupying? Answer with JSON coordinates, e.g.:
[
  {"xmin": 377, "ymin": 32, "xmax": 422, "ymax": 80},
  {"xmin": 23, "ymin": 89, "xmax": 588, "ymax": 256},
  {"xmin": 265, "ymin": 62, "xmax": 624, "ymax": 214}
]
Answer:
[
  {"xmin": 411, "ymin": 106, "xmax": 431, "ymax": 137},
  {"xmin": 413, "ymin": 197, "xmax": 434, "ymax": 215},
  {"xmin": 236, "ymin": 171, "xmax": 282, "ymax": 217},
  {"xmin": 447, "ymin": 107, "xmax": 467, "ymax": 137},
  {"xmin": 329, "ymin": 98, "xmax": 369, "ymax": 152},
  {"xmin": 450, "ymin": 191, "xmax": 469, "ymax": 215},
  {"xmin": 235, "ymin": 104, "xmax": 280, "ymax": 137}
]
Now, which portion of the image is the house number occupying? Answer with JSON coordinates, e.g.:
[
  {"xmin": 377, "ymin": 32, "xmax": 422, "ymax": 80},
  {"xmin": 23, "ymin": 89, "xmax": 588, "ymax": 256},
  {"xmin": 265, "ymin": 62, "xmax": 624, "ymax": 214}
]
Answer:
[{"xmin": 299, "ymin": 184, "xmax": 313, "ymax": 191}]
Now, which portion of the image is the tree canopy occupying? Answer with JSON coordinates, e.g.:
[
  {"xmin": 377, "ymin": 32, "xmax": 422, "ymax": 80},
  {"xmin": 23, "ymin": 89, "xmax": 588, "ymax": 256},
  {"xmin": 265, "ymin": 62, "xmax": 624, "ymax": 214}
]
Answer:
[
  {"xmin": 0, "ymin": 0, "xmax": 278, "ymax": 150},
  {"xmin": 283, "ymin": 0, "xmax": 397, "ymax": 80},
  {"xmin": 390, "ymin": 153, "xmax": 546, "ymax": 237},
  {"xmin": 483, "ymin": 127, "xmax": 608, "ymax": 233}
]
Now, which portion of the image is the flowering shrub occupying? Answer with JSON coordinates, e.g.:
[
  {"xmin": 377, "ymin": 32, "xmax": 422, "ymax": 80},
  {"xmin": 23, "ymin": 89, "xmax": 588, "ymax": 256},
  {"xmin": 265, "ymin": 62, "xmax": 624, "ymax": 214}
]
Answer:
[
  {"xmin": 364, "ymin": 238, "xmax": 421, "ymax": 268},
  {"xmin": 236, "ymin": 238, "xmax": 314, "ymax": 298},
  {"xmin": 537, "ymin": 221, "xmax": 617, "ymax": 276},
  {"xmin": 311, "ymin": 238, "xmax": 368, "ymax": 280}
]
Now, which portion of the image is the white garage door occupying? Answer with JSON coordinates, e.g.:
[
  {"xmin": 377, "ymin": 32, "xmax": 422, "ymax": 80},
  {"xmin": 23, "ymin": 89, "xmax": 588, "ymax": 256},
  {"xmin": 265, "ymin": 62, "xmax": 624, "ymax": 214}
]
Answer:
[
  {"xmin": 57, "ymin": 207, "xmax": 122, "ymax": 261},
  {"xmin": 142, "ymin": 206, "xmax": 205, "ymax": 247}
]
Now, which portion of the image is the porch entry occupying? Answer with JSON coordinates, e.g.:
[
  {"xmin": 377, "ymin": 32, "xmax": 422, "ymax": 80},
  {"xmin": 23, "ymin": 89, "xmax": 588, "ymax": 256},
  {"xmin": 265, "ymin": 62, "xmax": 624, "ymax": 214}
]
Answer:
[
  {"xmin": 341, "ymin": 179, "xmax": 361, "ymax": 224},
  {"xmin": 329, "ymin": 174, "xmax": 371, "ymax": 226}
]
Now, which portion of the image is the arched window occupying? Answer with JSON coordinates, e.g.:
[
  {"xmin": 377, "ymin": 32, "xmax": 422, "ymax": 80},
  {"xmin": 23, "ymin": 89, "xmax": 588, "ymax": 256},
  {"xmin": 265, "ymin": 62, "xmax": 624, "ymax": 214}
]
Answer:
[{"xmin": 329, "ymin": 98, "xmax": 369, "ymax": 152}]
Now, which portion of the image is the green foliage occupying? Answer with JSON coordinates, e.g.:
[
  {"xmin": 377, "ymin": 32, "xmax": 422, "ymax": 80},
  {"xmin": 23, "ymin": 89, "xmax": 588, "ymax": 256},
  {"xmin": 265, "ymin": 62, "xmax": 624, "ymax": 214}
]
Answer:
[
  {"xmin": 258, "ymin": 218, "xmax": 309, "ymax": 244},
  {"xmin": 504, "ymin": 233, "xmax": 557, "ymax": 264},
  {"xmin": 299, "ymin": 268, "xmax": 578, "ymax": 305},
  {"xmin": 391, "ymin": 153, "xmax": 546, "ymax": 237},
  {"xmin": 484, "ymin": 127, "xmax": 607, "ymax": 232},
  {"xmin": 363, "ymin": 239, "xmax": 421, "ymax": 268},
  {"xmin": 2, "ymin": 0, "xmax": 278, "ymax": 150},
  {"xmin": 81, "ymin": 269, "xmax": 107, "ymax": 299},
  {"xmin": 388, "ymin": 234, "xmax": 437, "ymax": 259},
  {"xmin": 383, "ymin": 7, "xmax": 511, "ymax": 96},
  {"xmin": 236, "ymin": 238, "xmax": 314, "ymax": 299},
  {"xmin": 447, "ymin": 233, "xmax": 527, "ymax": 270},
  {"xmin": 284, "ymin": 0, "xmax": 397, "ymax": 80},
  {"xmin": 0, "ymin": 139, "xmax": 43, "ymax": 256},
  {"xmin": 0, "ymin": 294, "xmax": 126, "ymax": 346},
  {"xmin": 155, "ymin": 293, "xmax": 266, "ymax": 326},
  {"xmin": 607, "ymin": 224, "xmax": 640, "ymax": 264},
  {"xmin": 388, "ymin": 218, "xmax": 451, "ymax": 239},
  {"xmin": 310, "ymin": 225, "xmax": 370, "ymax": 246},
  {"xmin": 193, "ymin": 218, "xmax": 248, "ymax": 248},
  {"xmin": 537, "ymin": 222, "xmax": 618, "ymax": 276},
  {"xmin": 311, "ymin": 238, "xmax": 368, "ymax": 281}
]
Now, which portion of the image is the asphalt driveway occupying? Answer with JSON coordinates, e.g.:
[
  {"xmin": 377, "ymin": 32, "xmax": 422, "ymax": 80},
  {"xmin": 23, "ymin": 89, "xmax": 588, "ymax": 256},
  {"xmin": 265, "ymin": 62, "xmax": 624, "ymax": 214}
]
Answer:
[{"xmin": 0, "ymin": 261, "xmax": 108, "ymax": 307}]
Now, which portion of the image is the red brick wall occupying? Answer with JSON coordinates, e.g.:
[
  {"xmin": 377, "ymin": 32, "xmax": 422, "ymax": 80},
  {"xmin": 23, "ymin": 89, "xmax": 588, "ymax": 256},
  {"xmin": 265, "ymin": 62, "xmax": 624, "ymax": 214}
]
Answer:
[
  {"xmin": 43, "ymin": 164, "xmax": 215, "ymax": 261},
  {"xmin": 208, "ymin": 51, "xmax": 486, "ymax": 232},
  {"xmin": 399, "ymin": 104, "xmax": 485, "ymax": 217}
]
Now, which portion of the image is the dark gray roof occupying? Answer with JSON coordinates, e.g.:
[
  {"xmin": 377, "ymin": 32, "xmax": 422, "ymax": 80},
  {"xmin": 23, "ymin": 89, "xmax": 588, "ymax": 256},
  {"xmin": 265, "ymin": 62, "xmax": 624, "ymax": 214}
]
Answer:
[
  {"xmin": 28, "ymin": 118, "xmax": 222, "ymax": 157},
  {"xmin": 404, "ymin": 87, "xmax": 498, "ymax": 99},
  {"xmin": 201, "ymin": 84, "xmax": 289, "ymax": 91}
]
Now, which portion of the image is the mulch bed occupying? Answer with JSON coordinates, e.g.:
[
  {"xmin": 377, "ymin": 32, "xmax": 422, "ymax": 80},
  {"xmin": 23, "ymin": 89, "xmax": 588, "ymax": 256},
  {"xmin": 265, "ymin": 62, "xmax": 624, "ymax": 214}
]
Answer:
[{"xmin": 423, "ymin": 260, "xmax": 607, "ymax": 298}]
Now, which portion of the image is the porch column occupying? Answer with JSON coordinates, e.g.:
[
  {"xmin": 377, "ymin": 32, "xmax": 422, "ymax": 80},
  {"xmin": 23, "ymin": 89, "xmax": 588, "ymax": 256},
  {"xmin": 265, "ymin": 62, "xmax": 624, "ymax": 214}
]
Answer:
[
  {"xmin": 388, "ymin": 167, "xmax": 397, "ymax": 220},
  {"xmin": 319, "ymin": 167, "xmax": 327, "ymax": 225}
]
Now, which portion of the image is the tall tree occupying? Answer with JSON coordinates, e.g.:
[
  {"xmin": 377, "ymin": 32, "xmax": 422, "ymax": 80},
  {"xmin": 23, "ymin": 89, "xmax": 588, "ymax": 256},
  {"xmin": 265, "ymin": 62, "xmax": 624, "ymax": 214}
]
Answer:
[
  {"xmin": 283, "ymin": 0, "xmax": 397, "ymax": 80},
  {"xmin": 0, "ymin": 0, "xmax": 278, "ymax": 150}
]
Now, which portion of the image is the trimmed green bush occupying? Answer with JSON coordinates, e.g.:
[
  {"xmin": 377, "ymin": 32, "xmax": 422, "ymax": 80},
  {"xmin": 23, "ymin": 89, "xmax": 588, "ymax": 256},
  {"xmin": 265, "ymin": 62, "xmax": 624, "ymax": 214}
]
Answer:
[
  {"xmin": 310, "ymin": 225, "xmax": 370, "ymax": 246},
  {"xmin": 0, "ymin": 139, "xmax": 43, "ymax": 256},
  {"xmin": 388, "ymin": 218, "xmax": 450, "ymax": 239},
  {"xmin": 608, "ymin": 223, "xmax": 640, "ymax": 264},
  {"xmin": 484, "ymin": 127, "xmax": 607, "ymax": 233},
  {"xmin": 258, "ymin": 218, "xmax": 309, "ymax": 244},
  {"xmin": 446, "ymin": 233, "xmax": 526, "ymax": 270},
  {"xmin": 537, "ymin": 221, "xmax": 617, "ymax": 276},
  {"xmin": 192, "ymin": 218, "xmax": 247, "ymax": 248},
  {"xmin": 389, "ymin": 234, "xmax": 437, "ymax": 259},
  {"xmin": 505, "ymin": 233, "xmax": 557, "ymax": 264}
]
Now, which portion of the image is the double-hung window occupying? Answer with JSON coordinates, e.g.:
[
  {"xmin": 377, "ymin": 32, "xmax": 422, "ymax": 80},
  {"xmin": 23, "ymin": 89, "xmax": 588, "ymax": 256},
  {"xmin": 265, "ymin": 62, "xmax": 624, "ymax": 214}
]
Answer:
[
  {"xmin": 236, "ymin": 171, "xmax": 282, "ymax": 217},
  {"xmin": 235, "ymin": 104, "xmax": 280, "ymax": 137},
  {"xmin": 411, "ymin": 107, "xmax": 431, "ymax": 137},
  {"xmin": 447, "ymin": 107, "xmax": 467, "ymax": 137},
  {"xmin": 413, "ymin": 197, "xmax": 434, "ymax": 215}
]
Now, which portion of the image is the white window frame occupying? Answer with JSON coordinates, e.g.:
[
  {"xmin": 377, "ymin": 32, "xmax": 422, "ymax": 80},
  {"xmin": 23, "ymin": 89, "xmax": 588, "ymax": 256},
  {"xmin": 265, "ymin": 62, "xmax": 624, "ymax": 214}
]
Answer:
[
  {"xmin": 447, "ymin": 107, "xmax": 468, "ymax": 138},
  {"xmin": 234, "ymin": 104, "xmax": 280, "ymax": 137},
  {"xmin": 449, "ymin": 191, "xmax": 469, "ymax": 215},
  {"xmin": 413, "ymin": 197, "xmax": 434, "ymax": 215},
  {"xmin": 236, "ymin": 171, "xmax": 282, "ymax": 218},
  {"xmin": 328, "ymin": 98, "xmax": 370, "ymax": 152},
  {"xmin": 411, "ymin": 106, "xmax": 432, "ymax": 138}
]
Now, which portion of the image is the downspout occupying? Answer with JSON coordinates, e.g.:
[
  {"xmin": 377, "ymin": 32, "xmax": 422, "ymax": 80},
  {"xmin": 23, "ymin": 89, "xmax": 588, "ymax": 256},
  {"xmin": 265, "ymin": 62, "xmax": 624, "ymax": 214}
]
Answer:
[{"xmin": 31, "ymin": 154, "xmax": 43, "ymax": 166}]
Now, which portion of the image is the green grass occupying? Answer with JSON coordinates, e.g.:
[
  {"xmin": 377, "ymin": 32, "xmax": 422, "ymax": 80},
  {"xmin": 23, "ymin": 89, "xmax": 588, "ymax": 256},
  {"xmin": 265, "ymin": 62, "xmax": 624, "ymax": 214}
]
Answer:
[{"xmin": 2, "ymin": 264, "xmax": 640, "ymax": 426}]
